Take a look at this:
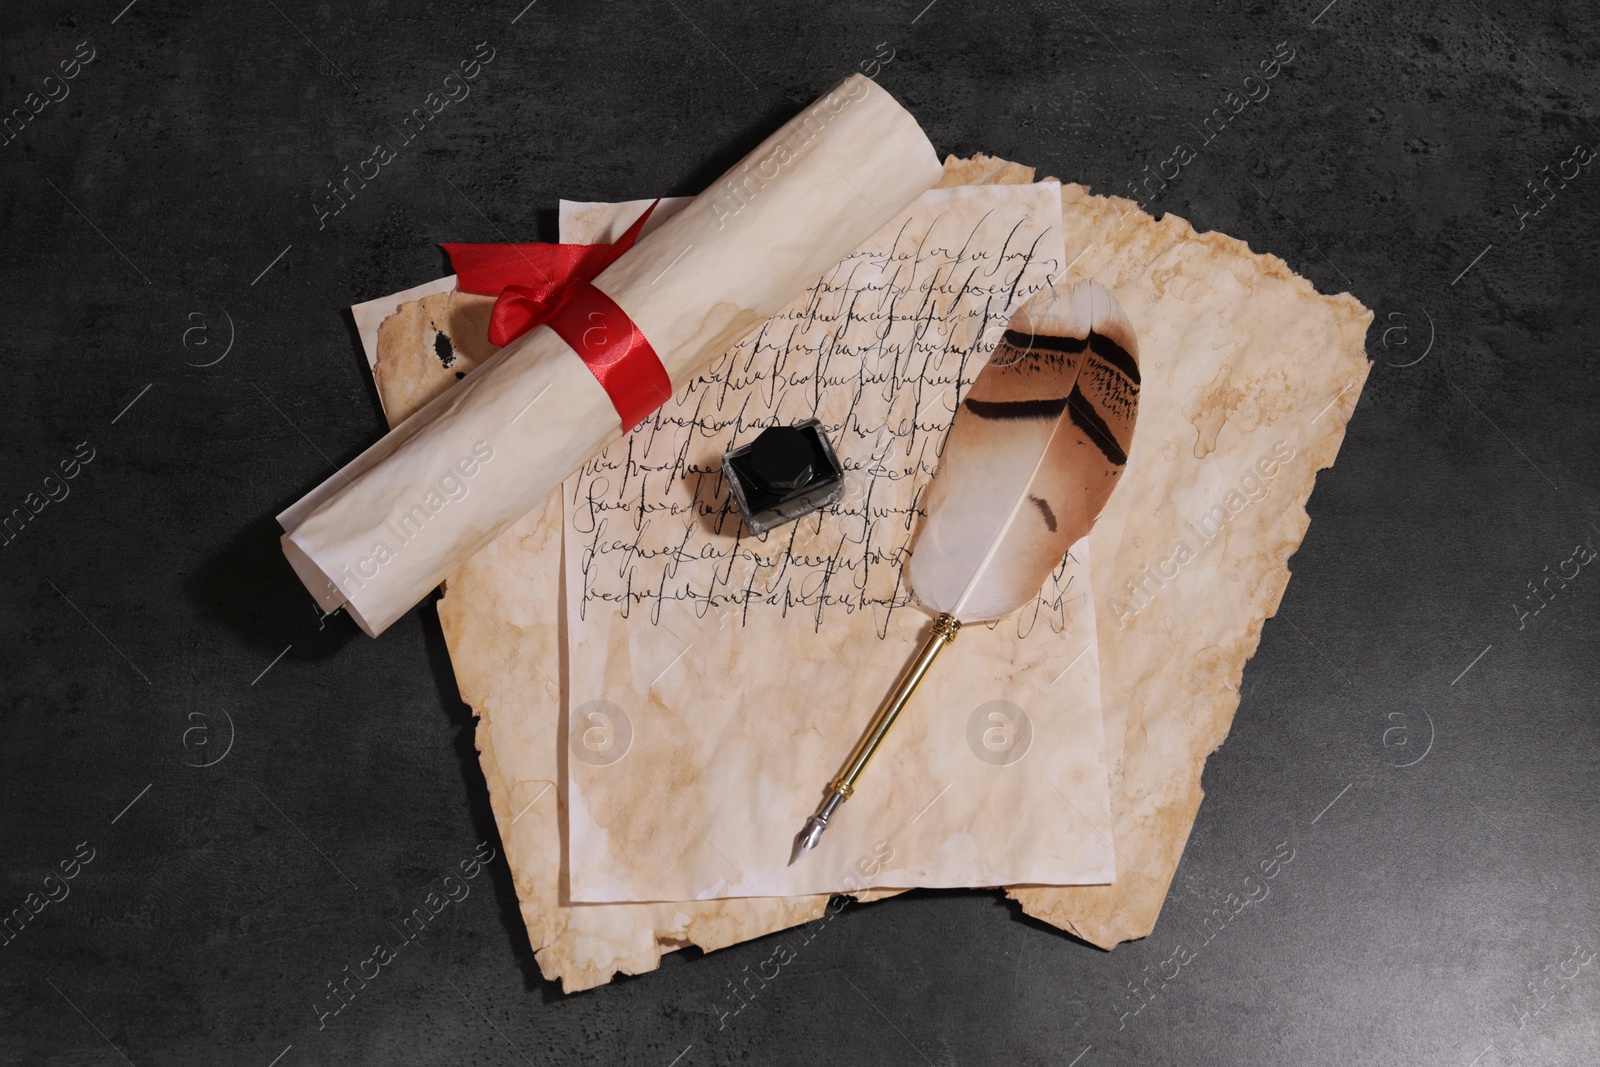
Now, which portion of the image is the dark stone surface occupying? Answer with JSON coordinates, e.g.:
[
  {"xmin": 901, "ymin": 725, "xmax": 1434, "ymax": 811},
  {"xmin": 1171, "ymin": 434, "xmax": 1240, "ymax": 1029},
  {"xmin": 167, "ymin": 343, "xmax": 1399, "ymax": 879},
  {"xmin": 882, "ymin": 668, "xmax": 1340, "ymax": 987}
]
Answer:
[{"xmin": 2, "ymin": 1, "xmax": 1597, "ymax": 1064}]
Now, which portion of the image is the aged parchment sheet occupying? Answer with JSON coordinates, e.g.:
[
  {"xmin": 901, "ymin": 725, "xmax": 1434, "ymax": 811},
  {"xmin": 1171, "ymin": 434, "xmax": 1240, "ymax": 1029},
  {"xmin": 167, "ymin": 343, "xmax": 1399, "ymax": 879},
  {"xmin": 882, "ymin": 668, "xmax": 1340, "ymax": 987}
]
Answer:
[
  {"xmin": 997, "ymin": 170, "xmax": 1372, "ymax": 945},
  {"xmin": 363, "ymin": 155, "xmax": 1370, "ymax": 990},
  {"xmin": 561, "ymin": 182, "xmax": 1121, "ymax": 901}
]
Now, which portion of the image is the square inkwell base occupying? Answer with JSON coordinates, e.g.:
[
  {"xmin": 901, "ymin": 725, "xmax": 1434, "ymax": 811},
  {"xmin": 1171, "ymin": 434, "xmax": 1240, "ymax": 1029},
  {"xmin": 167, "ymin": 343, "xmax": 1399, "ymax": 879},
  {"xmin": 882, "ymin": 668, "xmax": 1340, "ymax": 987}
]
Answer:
[{"xmin": 721, "ymin": 418, "xmax": 845, "ymax": 535}]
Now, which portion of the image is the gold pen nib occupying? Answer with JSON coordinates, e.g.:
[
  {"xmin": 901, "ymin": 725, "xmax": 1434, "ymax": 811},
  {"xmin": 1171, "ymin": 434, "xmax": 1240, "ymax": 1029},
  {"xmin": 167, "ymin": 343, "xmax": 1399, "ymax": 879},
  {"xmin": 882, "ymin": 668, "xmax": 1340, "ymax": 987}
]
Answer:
[{"xmin": 788, "ymin": 789, "xmax": 846, "ymax": 866}]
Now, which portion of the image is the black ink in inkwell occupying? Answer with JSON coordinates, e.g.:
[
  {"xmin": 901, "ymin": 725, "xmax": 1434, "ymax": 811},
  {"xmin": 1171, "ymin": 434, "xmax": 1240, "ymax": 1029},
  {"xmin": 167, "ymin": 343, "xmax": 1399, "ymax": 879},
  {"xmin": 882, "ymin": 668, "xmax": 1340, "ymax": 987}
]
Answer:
[{"xmin": 721, "ymin": 419, "xmax": 844, "ymax": 535}]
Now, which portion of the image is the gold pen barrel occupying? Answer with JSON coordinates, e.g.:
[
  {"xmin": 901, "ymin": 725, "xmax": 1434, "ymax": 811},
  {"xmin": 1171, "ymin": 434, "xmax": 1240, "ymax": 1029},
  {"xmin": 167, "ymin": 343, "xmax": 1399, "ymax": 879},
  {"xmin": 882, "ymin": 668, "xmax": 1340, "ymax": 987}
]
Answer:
[
  {"xmin": 790, "ymin": 611, "xmax": 961, "ymax": 865},
  {"xmin": 829, "ymin": 612, "xmax": 961, "ymax": 797}
]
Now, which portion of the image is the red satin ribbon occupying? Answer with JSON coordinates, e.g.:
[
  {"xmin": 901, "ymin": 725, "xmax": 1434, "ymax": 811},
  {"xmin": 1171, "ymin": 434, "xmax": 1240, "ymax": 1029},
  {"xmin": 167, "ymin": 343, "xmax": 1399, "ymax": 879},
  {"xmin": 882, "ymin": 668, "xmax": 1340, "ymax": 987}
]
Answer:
[{"xmin": 441, "ymin": 201, "xmax": 672, "ymax": 432}]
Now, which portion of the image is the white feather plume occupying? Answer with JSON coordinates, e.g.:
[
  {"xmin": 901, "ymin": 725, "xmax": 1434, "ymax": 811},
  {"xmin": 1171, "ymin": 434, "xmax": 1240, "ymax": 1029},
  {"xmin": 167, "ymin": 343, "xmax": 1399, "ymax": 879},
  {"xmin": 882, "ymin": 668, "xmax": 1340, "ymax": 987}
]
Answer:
[{"xmin": 908, "ymin": 279, "xmax": 1141, "ymax": 622}]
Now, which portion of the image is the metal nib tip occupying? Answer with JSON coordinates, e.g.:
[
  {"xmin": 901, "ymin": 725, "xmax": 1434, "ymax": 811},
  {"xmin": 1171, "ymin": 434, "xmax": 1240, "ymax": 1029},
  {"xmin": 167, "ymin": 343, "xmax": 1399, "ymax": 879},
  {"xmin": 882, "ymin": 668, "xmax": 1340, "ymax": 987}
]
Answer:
[
  {"xmin": 789, "ymin": 816, "xmax": 826, "ymax": 866},
  {"xmin": 788, "ymin": 790, "xmax": 846, "ymax": 866}
]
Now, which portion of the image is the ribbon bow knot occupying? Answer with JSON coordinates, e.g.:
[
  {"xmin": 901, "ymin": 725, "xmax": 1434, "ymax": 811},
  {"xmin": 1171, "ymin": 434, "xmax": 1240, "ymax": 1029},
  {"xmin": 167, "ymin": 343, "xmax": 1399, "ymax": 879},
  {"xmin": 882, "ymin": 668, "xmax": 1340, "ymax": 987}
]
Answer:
[
  {"xmin": 484, "ymin": 280, "xmax": 567, "ymax": 348},
  {"xmin": 441, "ymin": 201, "xmax": 671, "ymax": 432}
]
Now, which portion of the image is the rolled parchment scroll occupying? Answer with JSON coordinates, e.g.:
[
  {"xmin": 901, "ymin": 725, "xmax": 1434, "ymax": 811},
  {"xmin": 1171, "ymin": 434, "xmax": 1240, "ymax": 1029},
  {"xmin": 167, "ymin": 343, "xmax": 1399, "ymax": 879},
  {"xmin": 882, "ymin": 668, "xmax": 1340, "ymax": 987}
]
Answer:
[{"xmin": 278, "ymin": 75, "xmax": 942, "ymax": 636}]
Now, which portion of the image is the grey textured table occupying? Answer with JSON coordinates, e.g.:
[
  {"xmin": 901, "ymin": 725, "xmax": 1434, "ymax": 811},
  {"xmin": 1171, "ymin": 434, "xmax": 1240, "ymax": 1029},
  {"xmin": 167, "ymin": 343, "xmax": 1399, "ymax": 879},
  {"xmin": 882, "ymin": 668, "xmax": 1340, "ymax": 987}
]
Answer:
[{"xmin": 2, "ymin": 2, "xmax": 1597, "ymax": 1064}]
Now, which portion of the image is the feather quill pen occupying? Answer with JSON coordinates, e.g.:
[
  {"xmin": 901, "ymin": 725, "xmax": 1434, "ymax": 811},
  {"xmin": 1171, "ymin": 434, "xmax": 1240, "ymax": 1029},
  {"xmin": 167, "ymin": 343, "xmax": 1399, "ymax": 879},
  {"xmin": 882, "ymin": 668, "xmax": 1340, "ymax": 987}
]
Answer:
[{"xmin": 790, "ymin": 279, "xmax": 1141, "ymax": 864}]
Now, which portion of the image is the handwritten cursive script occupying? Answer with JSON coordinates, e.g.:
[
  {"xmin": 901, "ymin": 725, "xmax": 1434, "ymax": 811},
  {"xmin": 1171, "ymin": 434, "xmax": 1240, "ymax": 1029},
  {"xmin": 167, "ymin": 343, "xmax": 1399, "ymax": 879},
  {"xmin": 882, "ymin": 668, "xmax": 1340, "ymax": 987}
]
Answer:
[{"xmin": 566, "ymin": 191, "xmax": 1071, "ymax": 636}]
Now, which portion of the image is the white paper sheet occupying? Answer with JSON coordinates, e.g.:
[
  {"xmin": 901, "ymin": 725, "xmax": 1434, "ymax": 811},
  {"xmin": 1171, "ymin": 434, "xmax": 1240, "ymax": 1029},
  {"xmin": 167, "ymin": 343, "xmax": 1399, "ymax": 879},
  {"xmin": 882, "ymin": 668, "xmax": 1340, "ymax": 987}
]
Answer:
[{"xmin": 559, "ymin": 182, "xmax": 1120, "ymax": 900}]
